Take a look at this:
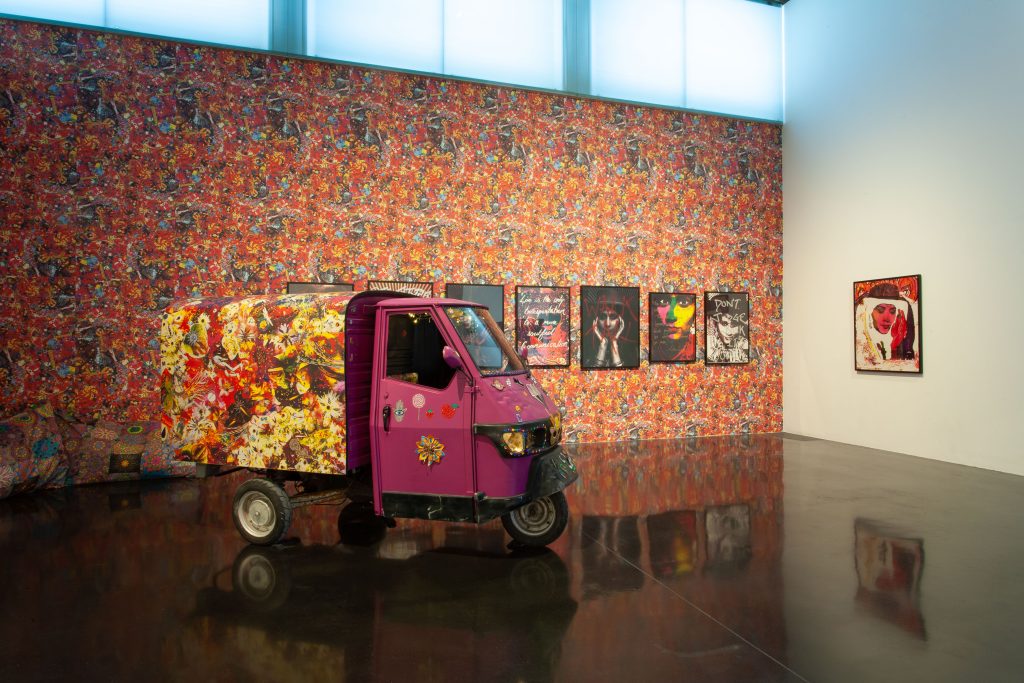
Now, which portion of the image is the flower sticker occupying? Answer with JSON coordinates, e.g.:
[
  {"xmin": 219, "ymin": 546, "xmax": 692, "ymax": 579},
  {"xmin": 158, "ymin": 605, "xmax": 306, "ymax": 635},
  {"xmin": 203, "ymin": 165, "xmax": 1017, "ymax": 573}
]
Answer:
[{"xmin": 416, "ymin": 435, "xmax": 445, "ymax": 467}]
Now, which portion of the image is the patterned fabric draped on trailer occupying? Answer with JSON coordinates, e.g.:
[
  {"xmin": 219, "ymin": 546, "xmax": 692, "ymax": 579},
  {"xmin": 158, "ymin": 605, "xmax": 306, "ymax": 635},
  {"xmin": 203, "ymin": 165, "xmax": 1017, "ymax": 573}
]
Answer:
[{"xmin": 160, "ymin": 292, "xmax": 358, "ymax": 475}]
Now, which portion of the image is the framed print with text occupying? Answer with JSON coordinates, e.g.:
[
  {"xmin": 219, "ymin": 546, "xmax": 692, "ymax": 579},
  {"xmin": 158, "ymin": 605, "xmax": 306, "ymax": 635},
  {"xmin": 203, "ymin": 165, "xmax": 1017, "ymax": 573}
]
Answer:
[
  {"xmin": 515, "ymin": 286, "xmax": 570, "ymax": 368},
  {"xmin": 704, "ymin": 291, "xmax": 750, "ymax": 365}
]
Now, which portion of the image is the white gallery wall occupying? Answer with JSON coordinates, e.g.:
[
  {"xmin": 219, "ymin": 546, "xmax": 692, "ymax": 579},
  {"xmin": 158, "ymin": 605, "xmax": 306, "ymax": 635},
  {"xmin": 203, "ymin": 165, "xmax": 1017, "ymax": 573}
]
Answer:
[{"xmin": 783, "ymin": 0, "xmax": 1024, "ymax": 475}]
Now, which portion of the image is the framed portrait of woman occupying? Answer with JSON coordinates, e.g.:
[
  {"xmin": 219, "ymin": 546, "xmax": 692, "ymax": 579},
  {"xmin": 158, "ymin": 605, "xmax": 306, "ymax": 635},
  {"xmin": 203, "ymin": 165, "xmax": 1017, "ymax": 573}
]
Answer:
[
  {"xmin": 853, "ymin": 275, "xmax": 922, "ymax": 373},
  {"xmin": 580, "ymin": 285, "xmax": 640, "ymax": 369},
  {"xmin": 704, "ymin": 291, "xmax": 750, "ymax": 365}
]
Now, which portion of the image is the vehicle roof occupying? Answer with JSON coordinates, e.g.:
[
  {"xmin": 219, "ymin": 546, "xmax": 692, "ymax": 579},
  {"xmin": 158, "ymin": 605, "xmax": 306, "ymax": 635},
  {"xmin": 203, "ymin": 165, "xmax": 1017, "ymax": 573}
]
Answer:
[{"xmin": 375, "ymin": 297, "xmax": 480, "ymax": 309}]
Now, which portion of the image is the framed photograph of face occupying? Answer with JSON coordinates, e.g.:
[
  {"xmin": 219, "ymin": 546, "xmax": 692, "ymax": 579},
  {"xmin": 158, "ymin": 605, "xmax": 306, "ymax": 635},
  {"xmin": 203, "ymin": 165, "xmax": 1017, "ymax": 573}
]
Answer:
[
  {"xmin": 286, "ymin": 281, "xmax": 354, "ymax": 294},
  {"xmin": 853, "ymin": 275, "xmax": 921, "ymax": 373},
  {"xmin": 580, "ymin": 285, "xmax": 640, "ymax": 369},
  {"xmin": 515, "ymin": 286, "xmax": 570, "ymax": 368},
  {"xmin": 704, "ymin": 291, "xmax": 750, "ymax": 365},
  {"xmin": 446, "ymin": 283, "xmax": 504, "ymax": 328},
  {"xmin": 649, "ymin": 292, "xmax": 697, "ymax": 363},
  {"xmin": 367, "ymin": 280, "xmax": 433, "ymax": 297}
]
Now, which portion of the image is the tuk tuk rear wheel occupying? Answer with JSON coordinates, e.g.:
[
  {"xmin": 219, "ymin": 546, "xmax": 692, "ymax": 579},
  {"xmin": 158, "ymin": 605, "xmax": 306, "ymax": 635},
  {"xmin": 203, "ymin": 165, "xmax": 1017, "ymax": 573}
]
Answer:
[
  {"xmin": 233, "ymin": 478, "xmax": 293, "ymax": 546},
  {"xmin": 502, "ymin": 491, "xmax": 568, "ymax": 547}
]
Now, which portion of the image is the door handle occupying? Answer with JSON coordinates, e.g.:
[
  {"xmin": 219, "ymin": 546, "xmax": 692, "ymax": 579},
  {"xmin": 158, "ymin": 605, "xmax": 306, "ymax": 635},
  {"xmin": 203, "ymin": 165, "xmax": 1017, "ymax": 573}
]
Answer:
[{"xmin": 382, "ymin": 405, "xmax": 391, "ymax": 433}]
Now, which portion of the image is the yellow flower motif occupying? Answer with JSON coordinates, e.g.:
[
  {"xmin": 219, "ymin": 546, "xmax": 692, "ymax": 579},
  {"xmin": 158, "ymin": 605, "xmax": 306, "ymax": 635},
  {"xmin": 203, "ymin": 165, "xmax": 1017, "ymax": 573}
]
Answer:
[{"xmin": 416, "ymin": 435, "xmax": 445, "ymax": 467}]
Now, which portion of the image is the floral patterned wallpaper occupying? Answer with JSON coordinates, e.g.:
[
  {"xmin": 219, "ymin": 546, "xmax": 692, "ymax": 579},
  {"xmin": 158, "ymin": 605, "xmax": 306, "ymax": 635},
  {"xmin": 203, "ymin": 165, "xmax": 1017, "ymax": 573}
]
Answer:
[{"xmin": 0, "ymin": 18, "xmax": 782, "ymax": 443}]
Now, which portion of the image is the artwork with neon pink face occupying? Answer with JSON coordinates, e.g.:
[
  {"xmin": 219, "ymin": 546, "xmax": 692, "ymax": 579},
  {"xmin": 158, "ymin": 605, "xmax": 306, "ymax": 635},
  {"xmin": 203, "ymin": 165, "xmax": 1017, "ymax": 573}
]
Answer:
[
  {"xmin": 854, "ymin": 275, "xmax": 922, "ymax": 373},
  {"xmin": 649, "ymin": 292, "xmax": 696, "ymax": 363}
]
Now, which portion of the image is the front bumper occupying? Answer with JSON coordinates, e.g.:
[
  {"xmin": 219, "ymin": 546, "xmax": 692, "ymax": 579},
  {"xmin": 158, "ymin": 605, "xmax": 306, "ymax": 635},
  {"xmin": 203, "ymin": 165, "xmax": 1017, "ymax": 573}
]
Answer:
[{"xmin": 475, "ymin": 446, "xmax": 578, "ymax": 523}]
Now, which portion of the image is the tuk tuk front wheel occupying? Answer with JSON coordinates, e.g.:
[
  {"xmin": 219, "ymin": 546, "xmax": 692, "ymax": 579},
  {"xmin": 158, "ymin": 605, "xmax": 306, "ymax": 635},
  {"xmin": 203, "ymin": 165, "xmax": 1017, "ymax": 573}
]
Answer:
[
  {"xmin": 502, "ymin": 491, "xmax": 568, "ymax": 547},
  {"xmin": 233, "ymin": 478, "xmax": 293, "ymax": 546}
]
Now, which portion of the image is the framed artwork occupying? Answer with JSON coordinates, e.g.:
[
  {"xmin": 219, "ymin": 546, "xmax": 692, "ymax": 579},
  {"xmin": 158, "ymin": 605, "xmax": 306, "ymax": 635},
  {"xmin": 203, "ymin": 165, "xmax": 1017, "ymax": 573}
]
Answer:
[
  {"xmin": 580, "ymin": 285, "xmax": 640, "ymax": 369},
  {"xmin": 704, "ymin": 291, "xmax": 750, "ymax": 365},
  {"xmin": 367, "ymin": 280, "xmax": 433, "ymax": 297},
  {"xmin": 286, "ymin": 281, "xmax": 354, "ymax": 294},
  {"xmin": 853, "ymin": 275, "xmax": 921, "ymax": 373},
  {"xmin": 649, "ymin": 292, "xmax": 697, "ymax": 363},
  {"xmin": 446, "ymin": 283, "xmax": 504, "ymax": 328},
  {"xmin": 515, "ymin": 286, "xmax": 570, "ymax": 368}
]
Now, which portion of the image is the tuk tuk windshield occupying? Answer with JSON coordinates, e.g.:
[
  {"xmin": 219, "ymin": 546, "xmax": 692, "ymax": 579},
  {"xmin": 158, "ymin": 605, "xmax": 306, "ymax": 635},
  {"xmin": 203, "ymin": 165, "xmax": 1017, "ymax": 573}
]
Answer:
[{"xmin": 444, "ymin": 306, "xmax": 525, "ymax": 375}]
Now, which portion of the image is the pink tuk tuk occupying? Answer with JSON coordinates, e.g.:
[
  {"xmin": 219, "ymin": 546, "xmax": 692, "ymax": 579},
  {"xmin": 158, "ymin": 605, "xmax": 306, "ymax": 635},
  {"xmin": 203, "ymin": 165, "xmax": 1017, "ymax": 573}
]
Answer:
[{"xmin": 160, "ymin": 291, "xmax": 577, "ymax": 547}]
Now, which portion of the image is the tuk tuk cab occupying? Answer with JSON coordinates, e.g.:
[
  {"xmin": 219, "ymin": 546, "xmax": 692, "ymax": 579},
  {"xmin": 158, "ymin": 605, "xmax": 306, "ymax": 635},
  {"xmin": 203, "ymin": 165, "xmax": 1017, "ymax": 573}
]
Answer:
[{"xmin": 159, "ymin": 291, "xmax": 578, "ymax": 547}]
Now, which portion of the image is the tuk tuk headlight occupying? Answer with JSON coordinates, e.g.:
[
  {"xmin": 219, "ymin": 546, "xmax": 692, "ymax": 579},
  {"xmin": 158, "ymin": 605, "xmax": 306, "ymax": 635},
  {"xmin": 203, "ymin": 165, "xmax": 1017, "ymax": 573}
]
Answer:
[
  {"xmin": 549, "ymin": 413, "xmax": 561, "ymax": 441},
  {"xmin": 501, "ymin": 431, "xmax": 526, "ymax": 455}
]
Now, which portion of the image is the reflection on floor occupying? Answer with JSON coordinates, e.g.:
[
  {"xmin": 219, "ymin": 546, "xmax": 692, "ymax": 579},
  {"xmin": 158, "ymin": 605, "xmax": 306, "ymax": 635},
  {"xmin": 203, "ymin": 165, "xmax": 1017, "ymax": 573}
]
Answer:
[{"xmin": 2, "ymin": 434, "xmax": 1024, "ymax": 682}]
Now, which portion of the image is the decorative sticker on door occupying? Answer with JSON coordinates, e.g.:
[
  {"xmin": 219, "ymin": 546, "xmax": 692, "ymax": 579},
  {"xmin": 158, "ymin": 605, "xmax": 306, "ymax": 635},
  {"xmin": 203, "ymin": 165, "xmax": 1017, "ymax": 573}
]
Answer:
[
  {"xmin": 412, "ymin": 394, "xmax": 426, "ymax": 419},
  {"xmin": 394, "ymin": 400, "xmax": 406, "ymax": 422},
  {"xmin": 416, "ymin": 435, "xmax": 446, "ymax": 468}
]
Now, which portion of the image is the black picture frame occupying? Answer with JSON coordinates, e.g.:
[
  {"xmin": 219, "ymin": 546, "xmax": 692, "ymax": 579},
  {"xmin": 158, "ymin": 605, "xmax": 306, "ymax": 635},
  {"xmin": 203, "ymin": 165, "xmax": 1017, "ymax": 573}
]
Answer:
[
  {"xmin": 649, "ymin": 292, "xmax": 697, "ymax": 363},
  {"xmin": 853, "ymin": 275, "xmax": 922, "ymax": 374},
  {"xmin": 446, "ymin": 283, "xmax": 505, "ymax": 328},
  {"xmin": 367, "ymin": 280, "xmax": 433, "ymax": 297},
  {"xmin": 515, "ymin": 286, "xmax": 571, "ymax": 369},
  {"xmin": 580, "ymin": 285, "xmax": 640, "ymax": 370},
  {"xmin": 704, "ymin": 291, "xmax": 750, "ymax": 365},
  {"xmin": 286, "ymin": 281, "xmax": 354, "ymax": 294}
]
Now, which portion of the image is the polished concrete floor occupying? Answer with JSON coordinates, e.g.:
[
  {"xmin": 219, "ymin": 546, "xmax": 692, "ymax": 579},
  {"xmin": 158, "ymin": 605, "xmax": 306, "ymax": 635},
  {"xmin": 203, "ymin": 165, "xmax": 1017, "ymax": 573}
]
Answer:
[{"xmin": 2, "ymin": 434, "xmax": 1023, "ymax": 682}]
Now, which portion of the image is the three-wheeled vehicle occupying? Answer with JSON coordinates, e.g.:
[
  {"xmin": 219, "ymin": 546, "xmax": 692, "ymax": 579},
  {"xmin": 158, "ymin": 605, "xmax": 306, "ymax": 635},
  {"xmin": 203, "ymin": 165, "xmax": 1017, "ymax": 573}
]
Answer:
[{"xmin": 160, "ymin": 291, "xmax": 577, "ymax": 546}]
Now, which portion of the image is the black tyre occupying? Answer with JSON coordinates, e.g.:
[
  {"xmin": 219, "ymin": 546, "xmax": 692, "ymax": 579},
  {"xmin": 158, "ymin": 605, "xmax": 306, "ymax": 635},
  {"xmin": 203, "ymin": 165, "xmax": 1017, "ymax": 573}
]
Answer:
[
  {"xmin": 231, "ymin": 545, "xmax": 291, "ymax": 610},
  {"xmin": 501, "ymin": 491, "xmax": 569, "ymax": 547},
  {"xmin": 232, "ymin": 478, "xmax": 293, "ymax": 546}
]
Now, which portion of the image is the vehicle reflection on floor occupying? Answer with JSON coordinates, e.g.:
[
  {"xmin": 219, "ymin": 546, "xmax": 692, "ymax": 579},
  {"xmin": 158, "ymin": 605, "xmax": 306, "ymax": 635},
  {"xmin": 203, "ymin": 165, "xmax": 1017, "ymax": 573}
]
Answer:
[{"xmin": 190, "ymin": 506, "xmax": 577, "ymax": 682}]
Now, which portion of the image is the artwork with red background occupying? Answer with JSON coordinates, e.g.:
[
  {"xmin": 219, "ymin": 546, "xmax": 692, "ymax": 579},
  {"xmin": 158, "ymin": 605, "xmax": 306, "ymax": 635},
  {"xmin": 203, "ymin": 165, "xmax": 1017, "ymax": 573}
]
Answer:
[{"xmin": 0, "ymin": 18, "xmax": 782, "ymax": 443}]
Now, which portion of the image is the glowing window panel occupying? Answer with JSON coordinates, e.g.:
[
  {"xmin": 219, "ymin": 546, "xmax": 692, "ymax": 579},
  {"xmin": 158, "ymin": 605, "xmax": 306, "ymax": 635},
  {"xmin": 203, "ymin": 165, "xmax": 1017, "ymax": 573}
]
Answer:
[
  {"xmin": 0, "ymin": 0, "xmax": 103, "ymax": 25},
  {"xmin": 308, "ymin": 0, "xmax": 443, "ymax": 73},
  {"xmin": 444, "ymin": 0, "xmax": 562, "ymax": 90},
  {"xmin": 106, "ymin": 0, "xmax": 269, "ymax": 49},
  {"xmin": 685, "ymin": 0, "xmax": 783, "ymax": 120},
  {"xmin": 590, "ymin": 0, "xmax": 685, "ymax": 107}
]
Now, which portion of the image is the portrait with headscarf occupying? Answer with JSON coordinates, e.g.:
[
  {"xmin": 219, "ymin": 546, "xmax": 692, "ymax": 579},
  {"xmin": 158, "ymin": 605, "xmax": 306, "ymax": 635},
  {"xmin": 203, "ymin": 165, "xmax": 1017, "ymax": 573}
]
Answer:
[{"xmin": 853, "ymin": 275, "xmax": 921, "ymax": 373}]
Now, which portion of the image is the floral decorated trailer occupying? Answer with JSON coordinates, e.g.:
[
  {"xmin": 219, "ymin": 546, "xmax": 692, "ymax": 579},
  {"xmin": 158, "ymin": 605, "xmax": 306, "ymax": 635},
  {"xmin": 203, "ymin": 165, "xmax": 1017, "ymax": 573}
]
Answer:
[{"xmin": 160, "ymin": 291, "xmax": 577, "ymax": 547}]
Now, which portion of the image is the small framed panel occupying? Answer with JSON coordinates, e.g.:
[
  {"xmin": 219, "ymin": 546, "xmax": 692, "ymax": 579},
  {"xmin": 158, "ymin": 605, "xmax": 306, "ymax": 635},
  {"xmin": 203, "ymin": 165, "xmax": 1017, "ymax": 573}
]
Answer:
[
  {"xmin": 286, "ymin": 281, "xmax": 354, "ymax": 294},
  {"xmin": 515, "ymin": 286, "xmax": 570, "ymax": 368},
  {"xmin": 580, "ymin": 285, "xmax": 640, "ymax": 369},
  {"xmin": 853, "ymin": 275, "xmax": 922, "ymax": 374},
  {"xmin": 446, "ymin": 283, "xmax": 504, "ymax": 328},
  {"xmin": 649, "ymin": 292, "xmax": 697, "ymax": 363},
  {"xmin": 367, "ymin": 280, "xmax": 433, "ymax": 297},
  {"xmin": 704, "ymin": 291, "xmax": 750, "ymax": 365}
]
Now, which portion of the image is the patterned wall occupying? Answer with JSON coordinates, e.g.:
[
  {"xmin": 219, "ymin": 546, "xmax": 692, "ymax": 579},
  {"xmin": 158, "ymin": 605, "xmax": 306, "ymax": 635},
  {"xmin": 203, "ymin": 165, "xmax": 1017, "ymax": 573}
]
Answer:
[{"xmin": 0, "ymin": 18, "xmax": 783, "ymax": 443}]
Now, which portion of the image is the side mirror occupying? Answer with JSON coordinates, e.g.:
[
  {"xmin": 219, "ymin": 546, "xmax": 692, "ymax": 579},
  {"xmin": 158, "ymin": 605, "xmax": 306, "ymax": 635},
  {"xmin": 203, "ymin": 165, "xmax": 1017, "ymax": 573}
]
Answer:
[{"xmin": 442, "ymin": 346, "xmax": 463, "ymax": 370}]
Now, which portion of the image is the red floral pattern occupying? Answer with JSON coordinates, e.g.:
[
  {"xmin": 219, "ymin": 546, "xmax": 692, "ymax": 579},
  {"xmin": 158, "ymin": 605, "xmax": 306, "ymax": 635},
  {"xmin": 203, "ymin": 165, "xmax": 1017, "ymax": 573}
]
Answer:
[{"xmin": 0, "ymin": 18, "xmax": 782, "ymax": 442}]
